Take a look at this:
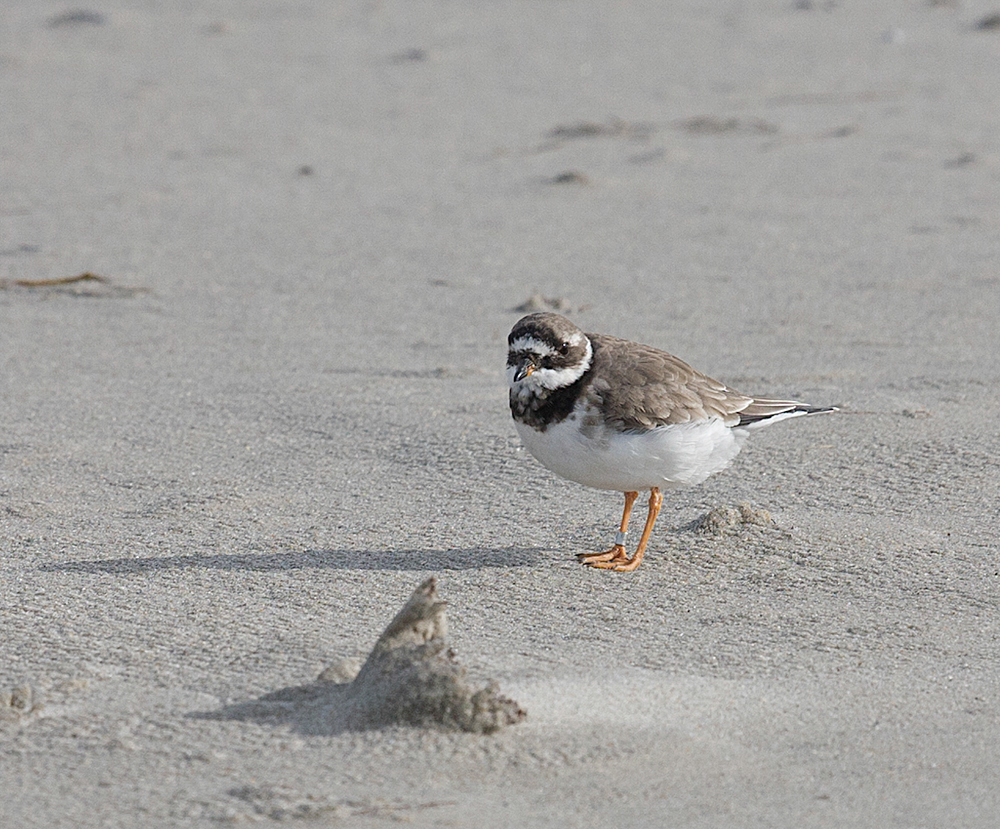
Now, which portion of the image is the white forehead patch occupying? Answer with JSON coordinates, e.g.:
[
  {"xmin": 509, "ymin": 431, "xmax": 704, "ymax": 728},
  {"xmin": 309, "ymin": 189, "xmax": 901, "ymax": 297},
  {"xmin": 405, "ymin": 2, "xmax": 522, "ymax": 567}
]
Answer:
[
  {"xmin": 509, "ymin": 335, "xmax": 554, "ymax": 357},
  {"xmin": 508, "ymin": 330, "xmax": 586, "ymax": 357}
]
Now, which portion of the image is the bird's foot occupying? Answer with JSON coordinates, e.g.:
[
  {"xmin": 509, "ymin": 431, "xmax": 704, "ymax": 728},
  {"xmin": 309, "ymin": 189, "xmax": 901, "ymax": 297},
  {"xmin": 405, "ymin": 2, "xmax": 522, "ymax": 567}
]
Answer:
[
  {"xmin": 584, "ymin": 555, "xmax": 643, "ymax": 572},
  {"xmin": 577, "ymin": 545, "xmax": 630, "ymax": 566}
]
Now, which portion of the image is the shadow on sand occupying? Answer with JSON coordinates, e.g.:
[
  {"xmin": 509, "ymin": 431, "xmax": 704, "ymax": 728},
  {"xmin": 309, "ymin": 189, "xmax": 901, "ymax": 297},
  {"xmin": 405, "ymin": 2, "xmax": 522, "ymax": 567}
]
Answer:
[
  {"xmin": 38, "ymin": 546, "xmax": 547, "ymax": 575},
  {"xmin": 189, "ymin": 679, "xmax": 359, "ymax": 736}
]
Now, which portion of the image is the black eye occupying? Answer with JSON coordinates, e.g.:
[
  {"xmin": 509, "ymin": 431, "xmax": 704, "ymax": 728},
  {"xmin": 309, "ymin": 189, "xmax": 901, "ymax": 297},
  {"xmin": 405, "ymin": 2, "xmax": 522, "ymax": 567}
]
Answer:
[{"xmin": 558, "ymin": 342, "xmax": 570, "ymax": 355}]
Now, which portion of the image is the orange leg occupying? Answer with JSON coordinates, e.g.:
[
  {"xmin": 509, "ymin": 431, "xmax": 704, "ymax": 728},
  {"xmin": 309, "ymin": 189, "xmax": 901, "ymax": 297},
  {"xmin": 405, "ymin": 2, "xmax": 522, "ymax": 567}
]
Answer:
[
  {"xmin": 577, "ymin": 491, "xmax": 639, "ymax": 565},
  {"xmin": 585, "ymin": 488, "xmax": 662, "ymax": 572}
]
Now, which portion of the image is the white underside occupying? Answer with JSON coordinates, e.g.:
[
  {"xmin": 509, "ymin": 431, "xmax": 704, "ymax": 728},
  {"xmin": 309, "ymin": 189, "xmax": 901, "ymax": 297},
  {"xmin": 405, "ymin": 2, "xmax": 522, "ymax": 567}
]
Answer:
[{"xmin": 515, "ymin": 416, "xmax": 751, "ymax": 492}]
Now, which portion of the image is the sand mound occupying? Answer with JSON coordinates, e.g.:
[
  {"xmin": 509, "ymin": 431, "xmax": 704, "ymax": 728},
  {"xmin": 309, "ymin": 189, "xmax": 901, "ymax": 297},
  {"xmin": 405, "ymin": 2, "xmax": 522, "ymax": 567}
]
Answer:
[
  {"xmin": 688, "ymin": 502, "xmax": 776, "ymax": 536},
  {"xmin": 207, "ymin": 578, "xmax": 525, "ymax": 735}
]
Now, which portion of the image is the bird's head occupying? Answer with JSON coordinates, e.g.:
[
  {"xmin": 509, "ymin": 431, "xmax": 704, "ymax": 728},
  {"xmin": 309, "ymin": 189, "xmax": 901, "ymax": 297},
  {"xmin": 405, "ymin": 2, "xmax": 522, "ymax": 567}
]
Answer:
[{"xmin": 506, "ymin": 313, "xmax": 593, "ymax": 395}]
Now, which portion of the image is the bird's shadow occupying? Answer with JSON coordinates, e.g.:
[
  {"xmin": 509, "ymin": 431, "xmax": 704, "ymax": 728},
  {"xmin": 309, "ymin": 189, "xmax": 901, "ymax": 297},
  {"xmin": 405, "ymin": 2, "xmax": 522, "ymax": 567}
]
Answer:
[{"xmin": 37, "ymin": 546, "xmax": 546, "ymax": 575}]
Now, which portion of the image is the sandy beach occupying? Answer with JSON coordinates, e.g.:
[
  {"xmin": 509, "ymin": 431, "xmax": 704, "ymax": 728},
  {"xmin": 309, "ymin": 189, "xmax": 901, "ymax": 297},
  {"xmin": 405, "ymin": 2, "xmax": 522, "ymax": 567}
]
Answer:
[{"xmin": 3, "ymin": 1, "xmax": 1000, "ymax": 826}]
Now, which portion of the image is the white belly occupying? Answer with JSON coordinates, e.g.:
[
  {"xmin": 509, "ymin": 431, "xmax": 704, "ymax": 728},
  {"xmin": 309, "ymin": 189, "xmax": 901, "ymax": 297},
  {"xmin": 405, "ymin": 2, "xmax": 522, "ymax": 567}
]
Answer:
[{"xmin": 515, "ymin": 416, "xmax": 748, "ymax": 492}]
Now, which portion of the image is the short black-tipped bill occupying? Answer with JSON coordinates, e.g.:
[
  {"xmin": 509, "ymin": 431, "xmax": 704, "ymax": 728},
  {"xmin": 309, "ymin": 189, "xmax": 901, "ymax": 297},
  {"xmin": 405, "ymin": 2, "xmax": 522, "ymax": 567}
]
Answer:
[{"xmin": 512, "ymin": 358, "xmax": 535, "ymax": 383}]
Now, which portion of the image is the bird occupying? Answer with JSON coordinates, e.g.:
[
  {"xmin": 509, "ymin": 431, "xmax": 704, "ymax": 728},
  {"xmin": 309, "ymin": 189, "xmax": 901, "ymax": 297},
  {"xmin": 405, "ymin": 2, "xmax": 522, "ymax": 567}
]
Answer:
[{"xmin": 506, "ymin": 312, "xmax": 836, "ymax": 572}]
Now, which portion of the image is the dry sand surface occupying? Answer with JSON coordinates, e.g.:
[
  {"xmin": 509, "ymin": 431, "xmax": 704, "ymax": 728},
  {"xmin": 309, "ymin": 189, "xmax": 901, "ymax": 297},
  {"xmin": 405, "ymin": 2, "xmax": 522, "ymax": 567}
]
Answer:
[{"xmin": 3, "ymin": 1, "xmax": 1000, "ymax": 826}]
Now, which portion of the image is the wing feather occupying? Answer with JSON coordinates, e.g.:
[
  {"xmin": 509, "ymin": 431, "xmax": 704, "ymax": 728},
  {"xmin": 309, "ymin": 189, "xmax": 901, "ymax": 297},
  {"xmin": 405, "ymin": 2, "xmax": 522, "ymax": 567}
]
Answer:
[{"xmin": 586, "ymin": 335, "xmax": 753, "ymax": 430}]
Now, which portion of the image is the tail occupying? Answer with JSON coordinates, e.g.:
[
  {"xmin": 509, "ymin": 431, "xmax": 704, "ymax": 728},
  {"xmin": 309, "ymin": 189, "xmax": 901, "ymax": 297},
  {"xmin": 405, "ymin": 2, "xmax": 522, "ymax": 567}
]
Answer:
[{"xmin": 736, "ymin": 398, "xmax": 838, "ymax": 429}]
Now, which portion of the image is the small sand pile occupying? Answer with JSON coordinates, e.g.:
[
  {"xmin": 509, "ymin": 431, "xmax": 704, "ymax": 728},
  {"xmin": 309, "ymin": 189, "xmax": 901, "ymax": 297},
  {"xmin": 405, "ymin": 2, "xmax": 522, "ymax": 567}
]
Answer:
[
  {"xmin": 690, "ymin": 502, "xmax": 776, "ymax": 536},
  {"xmin": 0, "ymin": 684, "xmax": 36, "ymax": 722},
  {"xmin": 512, "ymin": 293, "xmax": 573, "ymax": 313},
  {"xmin": 334, "ymin": 577, "xmax": 525, "ymax": 734},
  {"xmin": 216, "ymin": 578, "xmax": 525, "ymax": 735}
]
